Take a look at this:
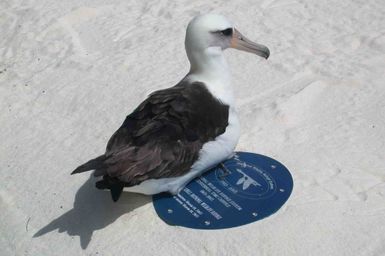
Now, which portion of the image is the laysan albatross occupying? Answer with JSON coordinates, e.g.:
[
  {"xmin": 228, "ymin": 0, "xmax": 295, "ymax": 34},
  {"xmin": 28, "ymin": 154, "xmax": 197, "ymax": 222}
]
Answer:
[{"xmin": 72, "ymin": 14, "xmax": 270, "ymax": 202}]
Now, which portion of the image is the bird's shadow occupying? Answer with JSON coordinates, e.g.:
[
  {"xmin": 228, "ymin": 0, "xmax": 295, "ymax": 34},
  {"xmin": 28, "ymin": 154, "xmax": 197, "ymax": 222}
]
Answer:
[{"xmin": 33, "ymin": 174, "xmax": 151, "ymax": 249}]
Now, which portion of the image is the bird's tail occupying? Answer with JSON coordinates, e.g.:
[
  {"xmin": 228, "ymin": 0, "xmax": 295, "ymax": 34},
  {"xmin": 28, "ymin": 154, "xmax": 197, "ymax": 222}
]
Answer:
[
  {"xmin": 71, "ymin": 155, "xmax": 125, "ymax": 202},
  {"xmin": 71, "ymin": 155, "xmax": 107, "ymax": 175}
]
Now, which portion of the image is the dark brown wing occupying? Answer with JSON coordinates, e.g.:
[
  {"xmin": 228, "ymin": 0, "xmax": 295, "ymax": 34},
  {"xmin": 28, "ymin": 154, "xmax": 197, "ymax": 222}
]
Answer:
[
  {"xmin": 103, "ymin": 80, "xmax": 229, "ymax": 186},
  {"xmin": 73, "ymin": 80, "xmax": 229, "ymax": 191}
]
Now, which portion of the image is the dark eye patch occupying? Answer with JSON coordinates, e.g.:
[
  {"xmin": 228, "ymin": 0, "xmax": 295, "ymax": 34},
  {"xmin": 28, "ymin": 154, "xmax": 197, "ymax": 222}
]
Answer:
[{"xmin": 221, "ymin": 28, "xmax": 233, "ymax": 36}]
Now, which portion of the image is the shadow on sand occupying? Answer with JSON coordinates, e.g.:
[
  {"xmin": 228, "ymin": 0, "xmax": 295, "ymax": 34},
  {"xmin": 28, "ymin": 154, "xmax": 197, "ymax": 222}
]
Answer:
[{"xmin": 33, "ymin": 174, "xmax": 151, "ymax": 249}]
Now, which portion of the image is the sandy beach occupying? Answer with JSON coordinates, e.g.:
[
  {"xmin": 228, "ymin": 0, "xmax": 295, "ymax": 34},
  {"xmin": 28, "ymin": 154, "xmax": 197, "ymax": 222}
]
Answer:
[{"xmin": 1, "ymin": 0, "xmax": 385, "ymax": 255}]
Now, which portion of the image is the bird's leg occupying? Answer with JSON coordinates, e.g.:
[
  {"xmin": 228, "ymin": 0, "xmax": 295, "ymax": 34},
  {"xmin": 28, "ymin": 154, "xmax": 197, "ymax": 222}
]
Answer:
[
  {"xmin": 218, "ymin": 163, "xmax": 231, "ymax": 179},
  {"xmin": 169, "ymin": 180, "xmax": 190, "ymax": 195}
]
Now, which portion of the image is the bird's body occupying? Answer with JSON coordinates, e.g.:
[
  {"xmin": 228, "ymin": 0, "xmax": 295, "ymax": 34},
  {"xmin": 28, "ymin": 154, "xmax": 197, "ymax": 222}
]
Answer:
[
  {"xmin": 124, "ymin": 81, "xmax": 240, "ymax": 195},
  {"xmin": 72, "ymin": 14, "xmax": 269, "ymax": 201}
]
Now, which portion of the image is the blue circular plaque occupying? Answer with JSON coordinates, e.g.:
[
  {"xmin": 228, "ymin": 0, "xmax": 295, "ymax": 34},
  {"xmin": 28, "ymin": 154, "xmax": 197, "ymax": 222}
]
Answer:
[{"xmin": 152, "ymin": 152, "xmax": 293, "ymax": 229}]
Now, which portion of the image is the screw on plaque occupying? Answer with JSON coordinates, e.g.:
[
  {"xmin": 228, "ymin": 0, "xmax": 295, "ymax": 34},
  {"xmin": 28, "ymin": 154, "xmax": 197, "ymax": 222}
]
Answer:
[{"xmin": 218, "ymin": 163, "xmax": 231, "ymax": 180}]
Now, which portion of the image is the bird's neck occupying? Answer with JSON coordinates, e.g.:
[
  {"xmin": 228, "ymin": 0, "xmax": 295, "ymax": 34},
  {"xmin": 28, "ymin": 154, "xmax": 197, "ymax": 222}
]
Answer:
[{"xmin": 186, "ymin": 47, "xmax": 234, "ymax": 106}]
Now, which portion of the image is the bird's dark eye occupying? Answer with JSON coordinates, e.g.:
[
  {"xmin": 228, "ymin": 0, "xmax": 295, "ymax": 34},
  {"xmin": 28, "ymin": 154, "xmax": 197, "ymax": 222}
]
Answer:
[{"xmin": 221, "ymin": 28, "xmax": 233, "ymax": 36}]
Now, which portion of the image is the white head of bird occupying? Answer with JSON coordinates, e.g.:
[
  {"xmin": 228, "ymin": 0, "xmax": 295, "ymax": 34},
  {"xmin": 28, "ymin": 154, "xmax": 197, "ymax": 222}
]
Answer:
[{"xmin": 185, "ymin": 14, "xmax": 270, "ymax": 104}]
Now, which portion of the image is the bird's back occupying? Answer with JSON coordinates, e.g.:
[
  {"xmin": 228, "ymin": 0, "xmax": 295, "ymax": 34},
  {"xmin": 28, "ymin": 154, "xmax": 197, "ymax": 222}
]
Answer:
[{"xmin": 72, "ymin": 80, "xmax": 230, "ymax": 201}]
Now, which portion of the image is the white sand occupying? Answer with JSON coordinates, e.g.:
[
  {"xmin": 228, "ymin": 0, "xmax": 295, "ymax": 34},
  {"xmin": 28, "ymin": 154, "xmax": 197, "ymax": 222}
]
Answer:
[{"xmin": 1, "ymin": 0, "xmax": 385, "ymax": 255}]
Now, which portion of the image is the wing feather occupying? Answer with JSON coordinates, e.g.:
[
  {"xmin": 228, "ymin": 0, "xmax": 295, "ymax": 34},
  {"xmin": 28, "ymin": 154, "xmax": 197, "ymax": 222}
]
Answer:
[{"xmin": 100, "ymin": 81, "xmax": 228, "ymax": 186}]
